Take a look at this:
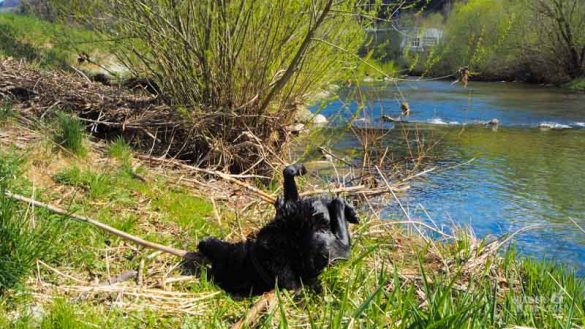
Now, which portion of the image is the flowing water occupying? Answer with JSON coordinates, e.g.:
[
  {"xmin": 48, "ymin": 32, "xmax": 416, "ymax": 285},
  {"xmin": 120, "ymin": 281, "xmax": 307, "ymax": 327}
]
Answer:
[{"xmin": 316, "ymin": 79, "xmax": 585, "ymax": 275}]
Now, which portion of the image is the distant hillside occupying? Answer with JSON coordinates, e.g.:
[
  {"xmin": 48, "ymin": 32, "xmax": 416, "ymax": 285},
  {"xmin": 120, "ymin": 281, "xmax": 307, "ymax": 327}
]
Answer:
[
  {"xmin": 0, "ymin": 0, "xmax": 20, "ymax": 8},
  {"xmin": 0, "ymin": 1, "xmax": 18, "ymax": 14}
]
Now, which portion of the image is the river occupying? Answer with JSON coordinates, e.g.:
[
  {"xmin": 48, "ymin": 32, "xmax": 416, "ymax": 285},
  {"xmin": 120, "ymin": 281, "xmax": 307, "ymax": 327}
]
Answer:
[{"xmin": 315, "ymin": 79, "xmax": 585, "ymax": 275}]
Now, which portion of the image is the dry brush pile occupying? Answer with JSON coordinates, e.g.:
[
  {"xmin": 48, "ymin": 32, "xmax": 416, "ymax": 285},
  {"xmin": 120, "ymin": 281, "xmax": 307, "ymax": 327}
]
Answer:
[{"xmin": 0, "ymin": 59, "xmax": 191, "ymax": 158}]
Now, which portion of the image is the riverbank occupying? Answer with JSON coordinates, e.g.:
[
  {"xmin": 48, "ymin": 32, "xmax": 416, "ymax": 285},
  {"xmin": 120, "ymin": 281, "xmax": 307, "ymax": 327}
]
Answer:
[
  {"xmin": 1, "ymin": 103, "xmax": 584, "ymax": 328},
  {"xmin": 396, "ymin": 72, "xmax": 585, "ymax": 92},
  {"xmin": 565, "ymin": 78, "xmax": 585, "ymax": 92},
  {"xmin": 0, "ymin": 11, "xmax": 583, "ymax": 328}
]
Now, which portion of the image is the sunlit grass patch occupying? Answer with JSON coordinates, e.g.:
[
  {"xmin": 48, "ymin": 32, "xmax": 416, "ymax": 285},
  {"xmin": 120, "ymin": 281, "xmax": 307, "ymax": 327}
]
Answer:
[
  {"xmin": 152, "ymin": 190, "xmax": 216, "ymax": 238},
  {"xmin": 0, "ymin": 14, "xmax": 106, "ymax": 70},
  {"xmin": 38, "ymin": 298, "xmax": 87, "ymax": 329},
  {"xmin": 53, "ymin": 112, "xmax": 87, "ymax": 157}
]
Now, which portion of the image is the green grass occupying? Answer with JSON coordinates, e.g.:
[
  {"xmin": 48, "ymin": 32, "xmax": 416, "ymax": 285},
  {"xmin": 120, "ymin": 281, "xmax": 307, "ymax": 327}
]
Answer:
[
  {"xmin": 0, "ymin": 151, "xmax": 61, "ymax": 293},
  {"xmin": 53, "ymin": 112, "xmax": 87, "ymax": 156},
  {"xmin": 0, "ymin": 14, "xmax": 105, "ymax": 70},
  {"xmin": 107, "ymin": 137, "xmax": 132, "ymax": 165},
  {"xmin": 152, "ymin": 190, "xmax": 214, "ymax": 237},
  {"xmin": 53, "ymin": 167, "xmax": 109, "ymax": 199}
]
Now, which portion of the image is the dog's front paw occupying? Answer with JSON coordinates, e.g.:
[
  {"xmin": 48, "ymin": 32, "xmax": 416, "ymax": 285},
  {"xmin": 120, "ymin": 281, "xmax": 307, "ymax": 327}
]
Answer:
[
  {"xmin": 306, "ymin": 279, "xmax": 323, "ymax": 294},
  {"xmin": 283, "ymin": 163, "xmax": 307, "ymax": 178},
  {"xmin": 344, "ymin": 202, "xmax": 360, "ymax": 224}
]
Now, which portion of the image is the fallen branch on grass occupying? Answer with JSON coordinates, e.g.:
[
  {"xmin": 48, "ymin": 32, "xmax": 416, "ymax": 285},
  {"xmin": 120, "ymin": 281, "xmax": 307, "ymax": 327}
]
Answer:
[
  {"xmin": 5, "ymin": 191, "xmax": 189, "ymax": 258},
  {"xmin": 7, "ymin": 191, "xmax": 281, "ymax": 328}
]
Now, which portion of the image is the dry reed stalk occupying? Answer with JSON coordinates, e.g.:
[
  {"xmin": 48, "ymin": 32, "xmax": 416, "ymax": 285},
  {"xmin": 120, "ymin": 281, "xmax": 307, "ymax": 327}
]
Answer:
[{"xmin": 138, "ymin": 154, "xmax": 413, "ymax": 206}]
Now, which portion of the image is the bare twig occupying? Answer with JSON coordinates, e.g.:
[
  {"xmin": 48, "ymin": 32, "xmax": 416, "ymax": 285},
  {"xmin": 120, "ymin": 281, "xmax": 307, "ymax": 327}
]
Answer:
[
  {"xmin": 137, "ymin": 155, "xmax": 275, "ymax": 203},
  {"xmin": 37, "ymin": 260, "xmax": 87, "ymax": 285},
  {"xmin": 318, "ymin": 146, "xmax": 354, "ymax": 167}
]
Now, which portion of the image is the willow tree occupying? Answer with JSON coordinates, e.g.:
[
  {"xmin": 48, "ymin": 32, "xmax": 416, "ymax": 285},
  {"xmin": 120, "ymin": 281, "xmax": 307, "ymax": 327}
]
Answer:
[{"xmin": 32, "ymin": 0, "xmax": 394, "ymax": 174}]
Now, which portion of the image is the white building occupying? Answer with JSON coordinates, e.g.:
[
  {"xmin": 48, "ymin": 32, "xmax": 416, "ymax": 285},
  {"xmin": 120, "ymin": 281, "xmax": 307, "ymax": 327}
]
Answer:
[{"xmin": 400, "ymin": 28, "xmax": 443, "ymax": 52}]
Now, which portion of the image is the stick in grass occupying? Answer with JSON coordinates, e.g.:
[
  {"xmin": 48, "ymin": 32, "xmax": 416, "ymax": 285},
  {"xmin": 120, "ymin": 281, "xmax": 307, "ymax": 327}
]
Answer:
[{"xmin": 5, "ymin": 191, "xmax": 190, "ymax": 258}]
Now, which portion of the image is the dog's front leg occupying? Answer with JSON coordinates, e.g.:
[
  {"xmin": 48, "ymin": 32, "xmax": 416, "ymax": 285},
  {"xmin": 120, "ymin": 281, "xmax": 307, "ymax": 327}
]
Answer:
[
  {"xmin": 328, "ymin": 198, "xmax": 350, "ymax": 247},
  {"xmin": 197, "ymin": 237, "xmax": 230, "ymax": 263},
  {"xmin": 282, "ymin": 163, "xmax": 307, "ymax": 202}
]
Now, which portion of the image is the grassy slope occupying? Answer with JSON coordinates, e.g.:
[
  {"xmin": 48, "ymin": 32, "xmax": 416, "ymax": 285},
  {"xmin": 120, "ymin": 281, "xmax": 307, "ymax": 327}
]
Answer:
[
  {"xmin": 0, "ymin": 13, "xmax": 110, "ymax": 71},
  {"xmin": 0, "ymin": 106, "xmax": 583, "ymax": 328}
]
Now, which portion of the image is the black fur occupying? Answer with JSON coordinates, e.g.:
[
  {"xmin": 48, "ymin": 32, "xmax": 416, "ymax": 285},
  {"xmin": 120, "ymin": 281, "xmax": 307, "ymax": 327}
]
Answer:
[{"xmin": 197, "ymin": 163, "xmax": 359, "ymax": 295}]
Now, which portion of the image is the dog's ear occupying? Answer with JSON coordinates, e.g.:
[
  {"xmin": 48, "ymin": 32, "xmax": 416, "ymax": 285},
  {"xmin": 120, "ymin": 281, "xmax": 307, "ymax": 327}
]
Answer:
[{"xmin": 344, "ymin": 203, "xmax": 360, "ymax": 224}]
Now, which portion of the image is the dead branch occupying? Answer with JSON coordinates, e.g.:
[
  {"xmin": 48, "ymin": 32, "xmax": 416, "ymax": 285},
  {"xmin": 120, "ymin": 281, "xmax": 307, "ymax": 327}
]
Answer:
[{"xmin": 137, "ymin": 155, "xmax": 275, "ymax": 203}]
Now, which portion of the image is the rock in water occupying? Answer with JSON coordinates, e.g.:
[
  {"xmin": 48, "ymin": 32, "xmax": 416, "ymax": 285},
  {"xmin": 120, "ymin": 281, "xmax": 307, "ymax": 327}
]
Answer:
[
  {"xmin": 312, "ymin": 114, "xmax": 328, "ymax": 125},
  {"xmin": 487, "ymin": 118, "xmax": 500, "ymax": 126}
]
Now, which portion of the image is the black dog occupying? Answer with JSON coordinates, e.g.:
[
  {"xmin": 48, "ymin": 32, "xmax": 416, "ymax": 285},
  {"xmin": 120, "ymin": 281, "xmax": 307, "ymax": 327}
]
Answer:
[{"xmin": 197, "ymin": 163, "xmax": 359, "ymax": 295}]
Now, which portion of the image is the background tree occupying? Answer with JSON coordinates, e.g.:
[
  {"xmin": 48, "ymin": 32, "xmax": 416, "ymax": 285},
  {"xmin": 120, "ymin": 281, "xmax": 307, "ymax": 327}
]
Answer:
[
  {"xmin": 419, "ymin": 0, "xmax": 584, "ymax": 83},
  {"xmin": 530, "ymin": 0, "xmax": 584, "ymax": 80}
]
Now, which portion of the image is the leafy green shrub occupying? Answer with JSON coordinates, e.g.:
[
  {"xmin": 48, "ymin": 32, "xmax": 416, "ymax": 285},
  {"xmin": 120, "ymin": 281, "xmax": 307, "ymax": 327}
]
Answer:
[
  {"xmin": 421, "ymin": 0, "xmax": 585, "ymax": 83},
  {"xmin": 53, "ymin": 112, "xmax": 86, "ymax": 156},
  {"xmin": 565, "ymin": 77, "xmax": 585, "ymax": 91}
]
